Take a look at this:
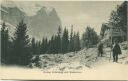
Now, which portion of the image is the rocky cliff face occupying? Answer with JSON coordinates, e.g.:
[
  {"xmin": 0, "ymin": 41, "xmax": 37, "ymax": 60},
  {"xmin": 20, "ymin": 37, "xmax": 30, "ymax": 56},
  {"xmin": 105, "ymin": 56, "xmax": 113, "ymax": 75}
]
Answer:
[
  {"xmin": 1, "ymin": 1, "xmax": 62, "ymax": 40},
  {"xmin": 1, "ymin": 6, "xmax": 27, "ymax": 26},
  {"xmin": 28, "ymin": 7, "xmax": 61, "ymax": 40}
]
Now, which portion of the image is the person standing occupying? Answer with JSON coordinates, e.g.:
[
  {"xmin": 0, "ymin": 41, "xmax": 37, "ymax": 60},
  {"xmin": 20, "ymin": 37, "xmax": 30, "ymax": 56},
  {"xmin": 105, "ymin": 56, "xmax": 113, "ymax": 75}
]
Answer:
[
  {"xmin": 112, "ymin": 40, "xmax": 122, "ymax": 62},
  {"xmin": 98, "ymin": 42, "xmax": 103, "ymax": 57}
]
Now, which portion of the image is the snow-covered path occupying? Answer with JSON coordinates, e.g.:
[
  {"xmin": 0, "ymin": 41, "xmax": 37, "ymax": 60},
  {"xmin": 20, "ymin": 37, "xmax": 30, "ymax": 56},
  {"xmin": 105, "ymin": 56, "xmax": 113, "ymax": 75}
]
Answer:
[{"xmin": 37, "ymin": 47, "xmax": 128, "ymax": 72}]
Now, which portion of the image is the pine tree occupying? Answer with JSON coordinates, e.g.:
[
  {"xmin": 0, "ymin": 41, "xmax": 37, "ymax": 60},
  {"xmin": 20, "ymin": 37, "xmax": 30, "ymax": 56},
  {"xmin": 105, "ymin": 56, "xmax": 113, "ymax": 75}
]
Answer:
[
  {"xmin": 31, "ymin": 37, "xmax": 37, "ymax": 55},
  {"xmin": 36, "ymin": 40, "xmax": 41, "ymax": 54},
  {"xmin": 54, "ymin": 35, "xmax": 58, "ymax": 53},
  {"xmin": 1, "ymin": 22, "xmax": 9, "ymax": 64},
  {"xmin": 40, "ymin": 37, "xmax": 48, "ymax": 54},
  {"xmin": 69, "ymin": 25, "xmax": 74, "ymax": 52},
  {"xmin": 109, "ymin": 1, "xmax": 127, "ymax": 41},
  {"xmin": 40, "ymin": 38, "xmax": 45, "ymax": 54},
  {"xmin": 44, "ymin": 38, "xmax": 48, "ymax": 53},
  {"xmin": 72, "ymin": 31, "xmax": 81, "ymax": 52},
  {"xmin": 76, "ymin": 32, "xmax": 81, "ymax": 51},
  {"xmin": 12, "ymin": 20, "xmax": 31, "ymax": 66},
  {"xmin": 56, "ymin": 26, "xmax": 62, "ymax": 53},
  {"xmin": 82, "ymin": 26, "xmax": 99, "ymax": 48},
  {"xmin": 62, "ymin": 27, "xmax": 69, "ymax": 53},
  {"xmin": 72, "ymin": 32, "xmax": 75, "ymax": 51},
  {"xmin": 82, "ymin": 27, "xmax": 91, "ymax": 48},
  {"xmin": 48, "ymin": 35, "xmax": 54, "ymax": 53}
]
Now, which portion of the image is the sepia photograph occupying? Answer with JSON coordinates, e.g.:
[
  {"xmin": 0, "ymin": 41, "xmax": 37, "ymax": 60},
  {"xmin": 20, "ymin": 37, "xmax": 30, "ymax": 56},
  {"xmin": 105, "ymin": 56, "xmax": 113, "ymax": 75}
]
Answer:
[{"xmin": 0, "ymin": 0, "xmax": 128, "ymax": 80}]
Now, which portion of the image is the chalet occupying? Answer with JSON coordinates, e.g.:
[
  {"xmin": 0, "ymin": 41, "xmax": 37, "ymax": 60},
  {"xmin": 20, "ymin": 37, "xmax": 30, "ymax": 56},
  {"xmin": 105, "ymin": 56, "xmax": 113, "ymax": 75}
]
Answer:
[{"xmin": 101, "ymin": 23, "xmax": 125, "ymax": 46}]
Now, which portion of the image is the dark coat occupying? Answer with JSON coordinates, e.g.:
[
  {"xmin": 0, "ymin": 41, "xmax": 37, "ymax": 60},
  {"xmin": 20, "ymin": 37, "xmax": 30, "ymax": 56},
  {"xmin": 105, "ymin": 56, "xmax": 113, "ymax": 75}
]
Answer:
[
  {"xmin": 98, "ymin": 43, "xmax": 103, "ymax": 53},
  {"xmin": 112, "ymin": 43, "xmax": 122, "ymax": 55}
]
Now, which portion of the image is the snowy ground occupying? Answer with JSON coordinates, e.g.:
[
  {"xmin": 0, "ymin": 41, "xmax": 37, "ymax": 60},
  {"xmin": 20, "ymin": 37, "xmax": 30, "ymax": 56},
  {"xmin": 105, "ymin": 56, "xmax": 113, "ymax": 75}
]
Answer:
[{"xmin": 30, "ymin": 42, "xmax": 128, "ymax": 72}]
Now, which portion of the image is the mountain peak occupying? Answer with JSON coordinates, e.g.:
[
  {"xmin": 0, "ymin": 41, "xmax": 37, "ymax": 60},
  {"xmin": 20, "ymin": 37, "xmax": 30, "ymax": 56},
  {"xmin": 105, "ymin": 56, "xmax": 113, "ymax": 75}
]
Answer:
[
  {"xmin": 49, "ymin": 8, "xmax": 57, "ymax": 15},
  {"xmin": 44, "ymin": 7, "xmax": 54, "ymax": 15},
  {"xmin": 36, "ymin": 7, "xmax": 47, "ymax": 15},
  {"xmin": 37, "ymin": 6, "xmax": 55, "ymax": 15}
]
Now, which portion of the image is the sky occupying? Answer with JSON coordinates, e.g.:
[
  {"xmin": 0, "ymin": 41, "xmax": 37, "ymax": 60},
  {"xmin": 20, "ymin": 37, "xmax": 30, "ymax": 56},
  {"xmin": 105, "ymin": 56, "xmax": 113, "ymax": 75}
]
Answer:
[{"xmin": 2, "ymin": 0, "xmax": 123, "ymax": 35}]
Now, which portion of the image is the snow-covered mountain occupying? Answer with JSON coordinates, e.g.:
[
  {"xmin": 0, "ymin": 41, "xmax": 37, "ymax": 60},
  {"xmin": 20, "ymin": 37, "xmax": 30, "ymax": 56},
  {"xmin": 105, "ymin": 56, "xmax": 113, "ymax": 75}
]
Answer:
[
  {"xmin": 1, "ymin": 5, "xmax": 27, "ymax": 26},
  {"xmin": 28, "ymin": 7, "xmax": 61, "ymax": 40},
  {"xmin": 1, "ymin": 1, "xmax": 62, "ymax": 40}
]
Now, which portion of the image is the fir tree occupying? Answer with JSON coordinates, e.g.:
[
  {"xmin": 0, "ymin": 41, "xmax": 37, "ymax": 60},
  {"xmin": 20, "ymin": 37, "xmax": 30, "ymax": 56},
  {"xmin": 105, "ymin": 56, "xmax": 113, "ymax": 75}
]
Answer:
[
  {"xmin": 109, "ymin": 1, "xmax": 127, "ymax": 41},
  {"xmin": 40, "ymin": 37, "xmax": 48, "ymax": 54},
  {"xmin": 76, "ymin": 32, "xmax": 81, "ymax": 51},
  {"xmin": 69, "ymin": 25, "xmax": 74, "ymax": 52},
  {"xmin": 56, "ymin": 26, "xmax": 62, "ymax": 53},
  {"xmin": 82, "ymin": 26, "xmax": 99, "ymax": 48},
  {"xmin": 62, "ymin": 27, "xmax": 69, "ymax": 53},
  {"xmin": 12, "ymin": 20, "xmax": 31, "ymax": 66},
  {"xmin": 1, "ymin": 22, "xmax": 9, "ymax": 64},
  {"xmin": 31, "ymin": 37, "xmax": 37, "ymax": 55},
  {"xmin": 36, "ymin": 40, "xmax": 41, "ymax": 54}
]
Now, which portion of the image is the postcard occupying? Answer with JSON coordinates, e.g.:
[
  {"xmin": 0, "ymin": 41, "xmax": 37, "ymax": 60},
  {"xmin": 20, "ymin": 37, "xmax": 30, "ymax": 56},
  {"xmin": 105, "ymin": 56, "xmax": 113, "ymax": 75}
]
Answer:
[{"xmin": 0, "ymin": 0, "xmax": 128, "ymax": 80}]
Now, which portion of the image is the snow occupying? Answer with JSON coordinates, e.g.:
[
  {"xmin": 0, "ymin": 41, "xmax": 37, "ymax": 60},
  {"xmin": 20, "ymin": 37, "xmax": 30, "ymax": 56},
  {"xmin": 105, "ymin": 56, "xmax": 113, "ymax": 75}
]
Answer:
[
  {"xmin": 30, "ymin": 41, "xmax": 128, "ymax": 72},
  {"xmin": 1, "ymin": 60, "xmax": 128, "ymax": 80}
]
